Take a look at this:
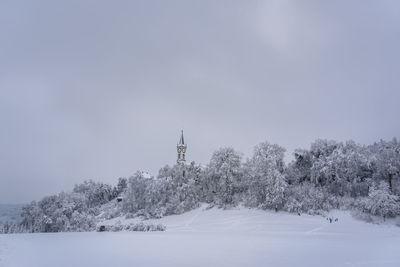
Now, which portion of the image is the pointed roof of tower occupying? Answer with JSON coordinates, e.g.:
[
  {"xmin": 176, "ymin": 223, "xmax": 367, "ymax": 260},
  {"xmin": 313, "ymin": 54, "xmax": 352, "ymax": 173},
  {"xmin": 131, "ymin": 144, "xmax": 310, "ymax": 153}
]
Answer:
[{"xmin": 178, "ymin": 130, "xmax": 185, "ymax": 145}]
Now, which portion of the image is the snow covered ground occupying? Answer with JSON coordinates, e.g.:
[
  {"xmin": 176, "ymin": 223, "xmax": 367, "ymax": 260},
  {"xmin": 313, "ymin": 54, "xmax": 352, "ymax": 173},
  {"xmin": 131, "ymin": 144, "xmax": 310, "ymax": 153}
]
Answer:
[{"xmin": 1, "ymin": 205, "xmax": 400, "ymax": 267}]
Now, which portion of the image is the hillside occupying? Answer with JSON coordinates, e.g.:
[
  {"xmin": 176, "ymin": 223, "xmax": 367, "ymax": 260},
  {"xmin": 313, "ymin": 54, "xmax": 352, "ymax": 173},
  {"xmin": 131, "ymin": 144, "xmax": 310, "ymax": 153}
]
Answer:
[
  {"xmin": 1, "ymin": 205, "xmax": 400, "ymax": 267},
  {"xmin": 0, "ymin": 205, "xmax": 23, "ymax": 224}
]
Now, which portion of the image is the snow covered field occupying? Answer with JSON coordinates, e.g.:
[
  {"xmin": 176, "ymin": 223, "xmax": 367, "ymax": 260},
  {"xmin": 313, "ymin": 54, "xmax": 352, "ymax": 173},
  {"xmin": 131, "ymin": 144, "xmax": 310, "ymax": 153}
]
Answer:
[{"xmin": 1, "ymin": 206, "xmax": 400, "ymax": 267}]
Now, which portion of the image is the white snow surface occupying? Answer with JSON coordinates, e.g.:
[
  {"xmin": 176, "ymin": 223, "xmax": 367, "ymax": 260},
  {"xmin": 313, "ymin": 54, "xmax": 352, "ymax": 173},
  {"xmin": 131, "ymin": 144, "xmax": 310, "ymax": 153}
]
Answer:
[{"xmin": 1, "ymin": 205, "xmax": 400, "ymax": 267}]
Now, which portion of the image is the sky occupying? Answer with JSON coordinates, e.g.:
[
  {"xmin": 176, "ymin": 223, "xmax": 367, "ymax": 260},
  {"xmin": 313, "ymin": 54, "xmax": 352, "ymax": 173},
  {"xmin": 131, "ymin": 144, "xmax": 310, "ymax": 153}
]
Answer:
[{"xmin": 1, "ymin": 0, "xmax": 399, "ymax": 204}]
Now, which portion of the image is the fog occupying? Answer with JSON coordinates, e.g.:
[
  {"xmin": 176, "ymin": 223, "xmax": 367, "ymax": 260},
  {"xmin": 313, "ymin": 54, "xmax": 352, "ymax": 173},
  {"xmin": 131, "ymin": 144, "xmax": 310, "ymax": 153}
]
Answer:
[{"xmin": 1, "ymin": 0, "xmax": 399, "ymax": 203}]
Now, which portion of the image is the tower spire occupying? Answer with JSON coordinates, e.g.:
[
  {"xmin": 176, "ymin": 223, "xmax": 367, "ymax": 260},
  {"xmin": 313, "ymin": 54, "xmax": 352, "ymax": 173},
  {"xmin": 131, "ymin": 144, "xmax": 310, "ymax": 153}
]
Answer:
[
  {"xmin": 177, "ymin": 130, "xmax": 187, "ymax": 164},
  {"xmin": 179, "ymin": 130, "xmax": 185, "ymax": 145}
]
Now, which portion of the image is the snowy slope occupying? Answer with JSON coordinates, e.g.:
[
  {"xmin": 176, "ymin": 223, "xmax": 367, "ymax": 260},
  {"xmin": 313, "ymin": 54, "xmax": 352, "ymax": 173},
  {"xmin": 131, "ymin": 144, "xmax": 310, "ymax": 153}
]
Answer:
[{"xmin": 1, "ymin": 205, "xmax": 400, "ymax": 267}]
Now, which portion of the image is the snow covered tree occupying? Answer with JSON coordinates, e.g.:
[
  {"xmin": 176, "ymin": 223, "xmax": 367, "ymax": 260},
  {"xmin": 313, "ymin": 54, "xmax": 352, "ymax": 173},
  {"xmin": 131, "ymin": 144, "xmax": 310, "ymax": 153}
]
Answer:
[
  {"xmin": 156, "ymin": 163, "xmax": 200, "ymax": 215},
  {"xmin": 244, "ymin": 141, "xmax": 287, "ymax": 210},
  {"xmin": 122, "ymin": 163, "xmax": 202, "ymax": 218},
  {"xmin": 305, "ymin": 140, "xmax": 373, "ymax": 197},
  {"xmin": 20, "ymin": 201, "xmax": 41, "ymax": 232},
  {"xmin": 73, "ymin": 180, "xmax": 114, "ymax": 208},
  {"xmin": 309, "ymin": 139, "xmax": 341, "ymax": 186},
  {"xmin": 122, "ymin": 171, "xmax": 150, "ymax": 213},
  {"xmin": 286, "ymin": 148, "xmax": 312, "ymax": 185},
  {"xmin": 113, "ymin": 177, "xmax": 128, "ymax": 197},
  {"xmin": 362, "ymin": 181, "xmax": 400, "ymax": 219},
  {"xmin": 204, "ymin": 147, "xmax": 243, "ymax": 206},
  {"xmin": 285, "ymin": 182, "xmax": 334, "ymax": 213},
  {"xmin": 370, "ymin": 139, "xmax": 400, "ymax": 194},
  {"xmin": 19, "ymin": 191, "xmax": 96, "ymax": 233}
]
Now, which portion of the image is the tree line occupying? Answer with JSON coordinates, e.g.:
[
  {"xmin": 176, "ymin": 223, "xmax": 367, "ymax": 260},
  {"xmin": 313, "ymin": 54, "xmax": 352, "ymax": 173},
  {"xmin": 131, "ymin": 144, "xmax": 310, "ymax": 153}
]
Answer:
[{"xmin": 1, "ymin": 138, "xmax": 399, "ymax": 233}]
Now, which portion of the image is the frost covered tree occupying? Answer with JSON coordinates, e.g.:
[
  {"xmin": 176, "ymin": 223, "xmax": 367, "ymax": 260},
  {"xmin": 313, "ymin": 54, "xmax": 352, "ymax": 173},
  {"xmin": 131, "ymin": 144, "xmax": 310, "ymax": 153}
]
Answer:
[
  {"xmin": 361, "ymin": 182, "xmax": 400, "ymax": 219},
  {"xmin": 244, "ymin": 142, "xmax": 287, "ymax": 210},
  {"xmin": 19, "ymin": 191, "xmax": 96, "ymax": 233},
  {"xmin": 286, "ymin": 148, "xmax": 312, "ymax": 185},
  {"xmin": 122, "ymin": 163, "xmax": 201, "ymax": 218},
  {"xmin": 204, "ymin": 147, "xmax": 243, "ymax": 206},
  {"xmin": 371, "ymin": 139, "xmax": 400, "ymax": 194},
  {"xmin": 113, "ymin": 177, "xmax": 128, "ymax": 197},
  {"xmin": 156, "ymin": 163, "xmax": 200, "ymax": 215},
  {"xmin": 292, "ymin": 140, "xmax": 373, "ymax": 197},
  {"xmin": 309, "ymin": 139, "xmax": 341, "ymax": 186},
  {"xmin": 122, "ymin": 171, "xmax": 150, "ymax": 213},
  {"xmin": 73, "ymin": 180, "xmax": 114, "ymax": 208},
  {"xmin": 20, "ymin": 201, "xmax": 41, "ymax": 232},
  {"xmin": 285, "ymin": 182, "xmax": 334, "ymax": 213}
]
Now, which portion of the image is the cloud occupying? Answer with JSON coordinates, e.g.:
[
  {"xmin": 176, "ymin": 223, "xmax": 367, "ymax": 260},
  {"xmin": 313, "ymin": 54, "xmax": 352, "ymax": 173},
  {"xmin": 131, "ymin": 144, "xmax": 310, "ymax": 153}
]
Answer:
[{"xmin": 0, "ymin": 0, "xmax": 399, "ymax": 203}]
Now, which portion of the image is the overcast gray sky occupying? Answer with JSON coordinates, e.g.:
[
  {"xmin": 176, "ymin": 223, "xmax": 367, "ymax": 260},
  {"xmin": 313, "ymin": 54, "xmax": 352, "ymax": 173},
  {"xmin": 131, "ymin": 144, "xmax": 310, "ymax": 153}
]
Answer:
[{"xmin": 1, "ymin": 0, "xmax": 399, "ymax": 204}]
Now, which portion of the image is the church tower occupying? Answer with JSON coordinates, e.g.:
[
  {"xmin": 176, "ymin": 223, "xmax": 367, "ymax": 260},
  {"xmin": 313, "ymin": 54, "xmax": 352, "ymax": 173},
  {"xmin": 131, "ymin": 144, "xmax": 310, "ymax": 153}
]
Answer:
[{"xmin": 177, "ymin": 130, "xmax": 187, "ymax": 165}]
